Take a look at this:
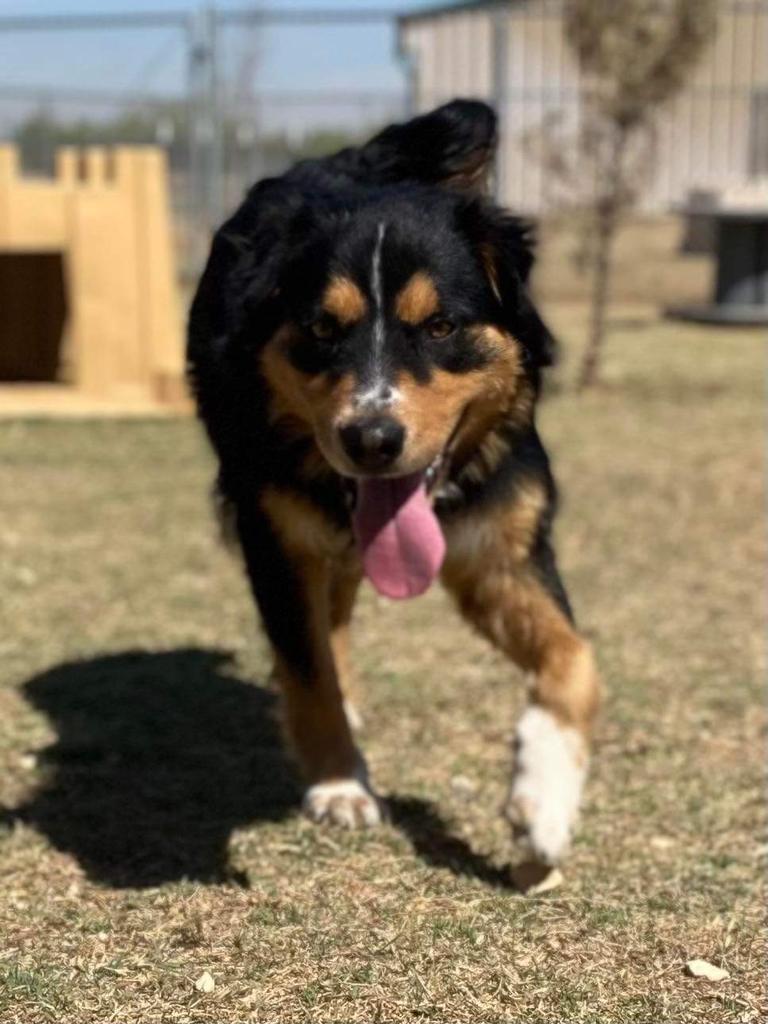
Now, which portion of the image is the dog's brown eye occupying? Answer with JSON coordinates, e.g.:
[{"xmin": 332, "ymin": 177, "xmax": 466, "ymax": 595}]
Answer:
[
  {"xmin": 309, "ymin": 317, "xmax": 336, "ymax": 341},
  {"xmin": 426, "ymin": 317, "xmax": 455, "ymax": 340}
]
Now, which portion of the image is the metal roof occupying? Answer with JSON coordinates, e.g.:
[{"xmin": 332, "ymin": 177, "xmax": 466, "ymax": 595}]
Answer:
[{"xmin": 398, "ymin": 0, "xmax": 527, "ymax": 25}]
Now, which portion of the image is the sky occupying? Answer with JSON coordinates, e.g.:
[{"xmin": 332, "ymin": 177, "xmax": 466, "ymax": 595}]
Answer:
[{"xmin": 0, "ymin": 0, "xmax": 440, "ymax": 100}]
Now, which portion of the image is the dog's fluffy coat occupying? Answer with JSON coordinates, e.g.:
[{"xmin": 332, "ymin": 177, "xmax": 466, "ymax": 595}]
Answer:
[{"xmin": 188, "ymin": 100, "xmax": 600, "ymax": 863}]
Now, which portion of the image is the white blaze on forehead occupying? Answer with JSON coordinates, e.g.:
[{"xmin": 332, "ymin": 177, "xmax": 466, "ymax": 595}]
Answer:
[
  {"xmin": 356, "ymin": 221, "xmax": 390, "ymax": 410},
  {"xmin": 371, "ymin": 221, "xmax": 386, "ymax": 347}
]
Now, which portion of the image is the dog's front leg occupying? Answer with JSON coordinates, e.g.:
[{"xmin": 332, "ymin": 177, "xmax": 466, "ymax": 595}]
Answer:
[
  {"xmin": 443, "ymin": 524, "xmax": 601, "ymax": 865},
  {"xmin": 237, "ymin": 506, "xmax": 381, "ymax": 828}
]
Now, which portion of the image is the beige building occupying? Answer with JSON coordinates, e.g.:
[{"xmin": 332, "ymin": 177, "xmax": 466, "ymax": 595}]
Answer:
[{"xmin": 398, "ymin": 0, "xmax": 768, "ymax": 213}]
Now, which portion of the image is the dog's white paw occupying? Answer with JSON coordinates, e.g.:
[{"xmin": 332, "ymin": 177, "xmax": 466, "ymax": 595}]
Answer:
[
  {"xmin": 505, "ymin": 706, "xmax": 587, "ymax": 865},
  {"xmin": 303, "ymin": 777, "xmax": 382, "ymax": 828}
]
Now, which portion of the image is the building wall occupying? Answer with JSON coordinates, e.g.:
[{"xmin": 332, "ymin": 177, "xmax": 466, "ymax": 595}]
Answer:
[
  {"xmin": 404, "ymin": 10, "xmax": 495, "ymax": 101},
  {"xmin": 399, "ymin": 1, "xmax": 768, "ymax": 213}
]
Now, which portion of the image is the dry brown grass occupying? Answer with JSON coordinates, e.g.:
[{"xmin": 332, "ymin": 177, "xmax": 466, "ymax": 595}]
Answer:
[
  {"xmin": 0, "ymin": 307, "xmax": 764, "ymax": 1023},
  {"xmin": 534, "ymin": 215, "xmax": 710, "ymax": 306}
]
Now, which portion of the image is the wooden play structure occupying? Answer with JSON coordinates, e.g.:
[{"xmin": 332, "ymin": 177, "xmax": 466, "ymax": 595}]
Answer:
[{"xmin": 0, "ymin": 144, "xmax": 187, "ymax": 412}]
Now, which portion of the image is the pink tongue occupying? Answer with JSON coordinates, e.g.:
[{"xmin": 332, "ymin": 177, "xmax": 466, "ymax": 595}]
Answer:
[{"xmin": 352, "ymin": 473, "xmax": 446, "ymax": 600}]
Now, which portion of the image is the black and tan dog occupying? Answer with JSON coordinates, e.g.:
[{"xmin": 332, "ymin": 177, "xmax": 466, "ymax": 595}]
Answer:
[{"xmin": 188, "ymin": 100, "xmax": 600, "ymax": 865}]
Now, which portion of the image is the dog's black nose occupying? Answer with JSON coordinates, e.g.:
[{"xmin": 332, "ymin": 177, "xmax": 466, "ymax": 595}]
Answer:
[{"xmin": 339, "ymin": 416, "xmax": 405, "ymax": 471}]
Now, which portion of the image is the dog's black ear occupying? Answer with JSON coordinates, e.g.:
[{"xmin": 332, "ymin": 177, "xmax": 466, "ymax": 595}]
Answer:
[
  {"xmin": 356, "ymin": 99, "xmax": 497, "ymax": 192},
  {"xmin": 208, "ymin": 230, "xmax": 281, "ymax": 337},
  {"xmin": 188, "ymin": 182, "xmax": 306, "ymax": 356},
  {"xmin": 458, "ymin": 199, "xmax": 557, "ymax": 368}
]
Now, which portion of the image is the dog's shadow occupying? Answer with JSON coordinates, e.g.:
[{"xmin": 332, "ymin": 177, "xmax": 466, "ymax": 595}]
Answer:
[
  {"xmin": 10, "ymin": 649, "xmax": 295, "ymax": 888},
  {"xmin": 8, "ymin": 648, "xmax": 514, "ymax": 890}
]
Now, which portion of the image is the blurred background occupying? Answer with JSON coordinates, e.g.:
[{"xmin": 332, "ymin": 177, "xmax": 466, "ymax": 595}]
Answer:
[{"xmin": 0, "ymin": 0, "xmax": 765, "ymax": 411}]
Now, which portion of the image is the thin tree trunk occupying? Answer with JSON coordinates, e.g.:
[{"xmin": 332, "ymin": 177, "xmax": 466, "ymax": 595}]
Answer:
[{"xmin": 578, "ymin": 125, "xmax": 629, "ymax": 390}]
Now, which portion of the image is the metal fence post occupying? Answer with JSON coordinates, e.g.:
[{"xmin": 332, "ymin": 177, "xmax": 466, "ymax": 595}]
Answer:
[
  {"xmin": 188, "ymin": 3, "xmax": 224, "ymax": 240},
  {"xmin": 491, "ymin": 3, "xmax": 510, "ymax": 205}
]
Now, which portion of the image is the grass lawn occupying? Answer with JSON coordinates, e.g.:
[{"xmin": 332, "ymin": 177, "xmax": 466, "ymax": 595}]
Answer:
[{"xmin": 0, "ymin": 306, "xmax": 764, "ymax": 1023}]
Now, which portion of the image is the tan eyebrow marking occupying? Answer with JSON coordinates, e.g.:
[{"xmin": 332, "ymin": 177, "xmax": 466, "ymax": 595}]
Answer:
[
  {"xmin": 321, "ymin": 276, "xmax": 367, "ymax": 326},
  {"xmin": 395, "ymin": 271, "xmax": 440, "ymax": 325}
]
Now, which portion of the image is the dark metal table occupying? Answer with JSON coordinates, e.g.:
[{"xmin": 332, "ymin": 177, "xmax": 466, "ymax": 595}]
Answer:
[{"xmin": 667, "ymin": 207, "xmax": 768, "ymax": 325}]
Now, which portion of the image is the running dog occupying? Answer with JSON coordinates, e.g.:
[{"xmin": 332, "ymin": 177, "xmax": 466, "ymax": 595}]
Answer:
[{"xmin": 188, "ymin": 99, "xmax": 601, "ymax": 865}]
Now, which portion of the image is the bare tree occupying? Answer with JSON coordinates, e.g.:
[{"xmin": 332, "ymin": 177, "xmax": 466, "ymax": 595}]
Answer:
[{"xmin": 563, "ymin": 0, "xmax": 717, "ymax": 388}]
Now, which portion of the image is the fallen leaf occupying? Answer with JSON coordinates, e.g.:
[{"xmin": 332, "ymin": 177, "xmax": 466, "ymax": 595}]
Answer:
[
  {"xmin": 450, "ymin": 774, "xmax": 477, "ymax": 798},
  {"xmin": 686, "ymin": 959, "xmax": 730, "ymax": 982},
  {"xmin": 195, "ymin": 970, "xmax": 216, "ymax": 993},
  {"xmin": 650, "ymin": 835, "xmax": 675, "ymax": 850}
]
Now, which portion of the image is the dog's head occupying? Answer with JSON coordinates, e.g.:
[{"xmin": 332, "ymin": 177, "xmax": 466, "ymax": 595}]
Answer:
[
  {"xmin": 193, "ymin": 102, "xmax": 558, "ymax": 598},
  {"xmin": 235, "ymin": 188, "xmax": 554, "ymax": 487}
]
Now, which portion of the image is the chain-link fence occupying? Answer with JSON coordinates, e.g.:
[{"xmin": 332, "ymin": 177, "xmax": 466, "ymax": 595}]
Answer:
[
  {"xmin": 1, "ymin": 2, "xmax": 766, "ymax": 284},
  {"xmin": 0, "ymin": 7, "xmax": 410, "ymax": 284}
]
